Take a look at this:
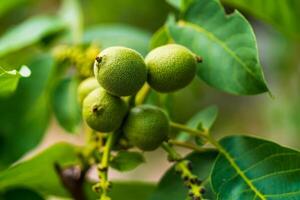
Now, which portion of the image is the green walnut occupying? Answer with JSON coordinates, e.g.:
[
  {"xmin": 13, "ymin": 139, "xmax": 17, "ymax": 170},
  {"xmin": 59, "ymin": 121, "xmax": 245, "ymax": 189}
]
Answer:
[
  {"xmin": 123, "ymin": 105, "xmax": 170, "ymax": 151},
  {"xmin": 94, "ymin": 46, "xmax": 147, "ymax": 96},
  {"xmin": 77, "ymin": 77, "xmax": 99, "ymax": 104},
  {"xmin": 82, "ymin": 88, "xmax": 128, "ymax": 132},
  {"xmin": 145, "ymin": 44, "xmax": 198, "ymax": 93}
]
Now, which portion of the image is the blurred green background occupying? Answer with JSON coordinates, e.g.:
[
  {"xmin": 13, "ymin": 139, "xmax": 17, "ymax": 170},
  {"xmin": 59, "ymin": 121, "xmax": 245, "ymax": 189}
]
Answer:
[{"xmin": 0, "ymin": 0, "xmax": 299, "ymax": 185}]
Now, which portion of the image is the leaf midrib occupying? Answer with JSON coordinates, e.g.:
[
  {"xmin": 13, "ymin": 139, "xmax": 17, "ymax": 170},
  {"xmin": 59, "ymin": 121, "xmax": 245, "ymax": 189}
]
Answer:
[
  {"xmin": 216, "ymin": 143, "xmax": 266, "ymax": 200},
  {"xmin": 177, "ymin": 20, "xmax": 263, "ymax": 84}
]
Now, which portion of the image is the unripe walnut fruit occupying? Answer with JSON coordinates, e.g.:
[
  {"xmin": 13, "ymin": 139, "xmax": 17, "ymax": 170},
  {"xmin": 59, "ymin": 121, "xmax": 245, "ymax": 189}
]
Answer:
[
  {"xmin": 82, "ymin": 88, "xmax": 128, "ymax": 132},
  {"xmin": 145, "ymin": 44, "xmax": 198, "ymax": 93},
  {"xmin": 77, "ymin": 77, "xmax": 99, "ymax": 104},
  {"xmin": 123, "ymin": 105, "xmax": 170, "ymax": 151},
  {"xmin": 94, "ymin": 46, "xmax": 147, "ymax": 96}
]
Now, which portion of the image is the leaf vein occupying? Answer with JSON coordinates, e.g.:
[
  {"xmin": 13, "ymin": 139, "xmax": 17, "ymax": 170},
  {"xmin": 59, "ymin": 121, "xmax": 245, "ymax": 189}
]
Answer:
[
  {"xmin": 216, "ymin": 143, "xmax": 266, "ymax": 200},
  {"xmin": 178, "ymin": 20, "xmax": 261, "ymax": 82},
  {"xmin": 252, "ymin": 168, "xmax": 300, "ymax": 183},
  {"xmin": 242, "ymin": 152, "xmax": 299, "ymax": 173}
]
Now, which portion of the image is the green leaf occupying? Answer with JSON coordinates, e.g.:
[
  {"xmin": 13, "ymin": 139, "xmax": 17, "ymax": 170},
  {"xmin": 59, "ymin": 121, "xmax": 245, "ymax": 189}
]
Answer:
[
  {"xmin": 0, "ymin": 16, "xmax": 66, "ymax": 57},
  {"xmin": 211, "ymin": 135, "xmax": 300, "ymax": 199},
  {"xmin": 59, "ymin": 0, "xmax": 83, "ymax": 43},
  {"xmin": 85, "ymin": 181, "xmax": 155, "ymax": 200},
  {"xmin": 110, "ymin": 151, "xmax": 145, "ymax": 172},
  {"xmin": 0, "ymin": 54, "xmax": 55, "ymax": 168},
  {"xmin": 52, "ymin": 77, "xmax": 81, "ymax": 133},
  {"xmin": 177, "ymin": 105, "xmax": 218, "ymax": 142},
  {"xmin": 149, "ymin": 26, "xmax": 170, "ymax": 50},
  {"xmin": 0, "ymin": 188, "xmax": 44, "ymax": 200},
  {"xmin": 223, "ymin": 0, "xmax": 300, "ymax": 40},
  {"xmin": 0, "ymin": 65, "xmax": 31, "ymax": 97},
  {"xmin": 189, "ymin": 105, "xmax": 218, "ymax": 132},
  {"xmin": 83, "ymin": 24, "xmax": 151, "ymax": 56},
  {"xmin": 149, "ymin": 150, "xmax": 218, "ymax": 200},
  {"xmin": 166, "ymin": 0, "xmax": 269, "ymax": 95},
  {"xmin": 0, "ymin": 142, "xmax": 79, "ymax": 197}
]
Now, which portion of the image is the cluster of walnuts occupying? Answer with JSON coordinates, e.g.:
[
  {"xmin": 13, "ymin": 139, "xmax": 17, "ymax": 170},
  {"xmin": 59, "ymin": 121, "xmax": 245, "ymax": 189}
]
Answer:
[{"xmin": 78, "ymin": 44, "xmax": 200, "ymax": 151}]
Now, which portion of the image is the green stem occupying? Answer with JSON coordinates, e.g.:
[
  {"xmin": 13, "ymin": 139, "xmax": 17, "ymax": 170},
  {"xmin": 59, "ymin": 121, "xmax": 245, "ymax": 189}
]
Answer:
[
  {"xmin": 135, "ymin": 84, "xmax": 151, "ymax": 105},
  {"xmin": 168, "ymin": 139, "xmax": 215, "ymax": 153},
  {"xmin": 170, "ymin": 121, "xmax": 219, "ymax": 147},
  {"xmin": 170, "ymin": 122, "xmax": 209, "ymax": 139},
  {"xmin": 101, "ymin": 133, "xmax": 113, "ymax": 168},
  {"xmin": 161, "ymin": 142, "xmax": 182, "ymax": 161},
  {"xmin": 94, "ymin": 133, "xmax": 114, "ymax": 200}
]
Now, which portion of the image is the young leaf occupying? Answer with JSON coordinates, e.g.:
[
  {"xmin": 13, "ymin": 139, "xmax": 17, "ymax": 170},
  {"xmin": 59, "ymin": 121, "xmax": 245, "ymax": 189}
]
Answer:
[
  {"xmin": 166, "ymin": 0, "xmax": 269, "ymax": 95},
  {"xmin": 150, "ymin": 26, "xmax": 170, "ymax": 50},
  {"xmin": 223, "ymin": 0, "xmax": 300, "ymax": 40},
  {"xmin": 212, "ymin": 135, "xmax": 300, "ymax": 199},
  {"xmin": 0, "ymin": 65, "xmax": 31, "ymax": 97},
  {"xmin": 0, "ymin": 142, "xmax": 79, "ymax": 197},
  {"xmin": 110, "ymin": 151, "xmax": 145, "ymax": 172},
  {"xmin": 52, "ymin": 77, "xmax": 81, "ymax": 133},
  {"xmin": 0, "ymin": 55, "xmax": 55, "ymax": 168},
  {"xmin": 83, "ymin": 24, "xmax": 151, "ymax": 56},
  {"xmin": 149, "ymin": 150, "xmax": 218, "ymax": 200},
  {"xmin": 177, "ymin": 105, "xmax": 218, "ymax": 142},
  {"xmin": 0, "ymin": 16, "xmax": 66, "ymax": 57}
]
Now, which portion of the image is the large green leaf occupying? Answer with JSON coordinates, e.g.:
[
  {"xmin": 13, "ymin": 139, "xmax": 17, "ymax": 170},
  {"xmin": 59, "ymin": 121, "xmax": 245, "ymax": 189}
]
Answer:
[
  {"xmin": 0, "ymin": 65, "xmax": 31, "ymax": 97},
  {"xmin": 52, "ymin": 77, "xmax": 81, "ymax": 133},
  {"xmin": 83, "ymin": 24, "xmax": 151, "ymax": 56},
  {"xmin": 0, "ymin": 55, "xmax": 55, "ymax": 168},
  {"xmin": 0, "ymin": 16, "xmax": 66, "ymax": 57},
  {"xmin": 149, "ymin": 150, "xmax": 218, "ymax": 200},
  {"xmin": 0, "ymin": 142, "xmax": 154, "ymax": 200},
  {"xmin": 166, "ymin": 0, "xmax": 269, "ymax": 95},
  {"xmin": 223, "ymin": 0, "xmax": 300, "ymax": 40},
  {"xmin": 0, "ymin": 143, "xmax": 79, "ymax": 197},
  {"xmin": 212, "ymin": 135, "xmax": 300, "ymax": 199}
]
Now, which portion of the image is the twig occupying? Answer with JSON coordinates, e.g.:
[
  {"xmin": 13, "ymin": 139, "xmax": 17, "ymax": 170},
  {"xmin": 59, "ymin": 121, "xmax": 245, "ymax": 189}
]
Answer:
[
  {"xmin": 168, "ymin": 139, "xmax": 215, "ymax": 153},
  {"xmin": 93, "ymin": 133, "xmax": 115, "ymax": 200},
  {"xmin": 55, "ymin": 163, "xmax": 87, "ymax": 200}
]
